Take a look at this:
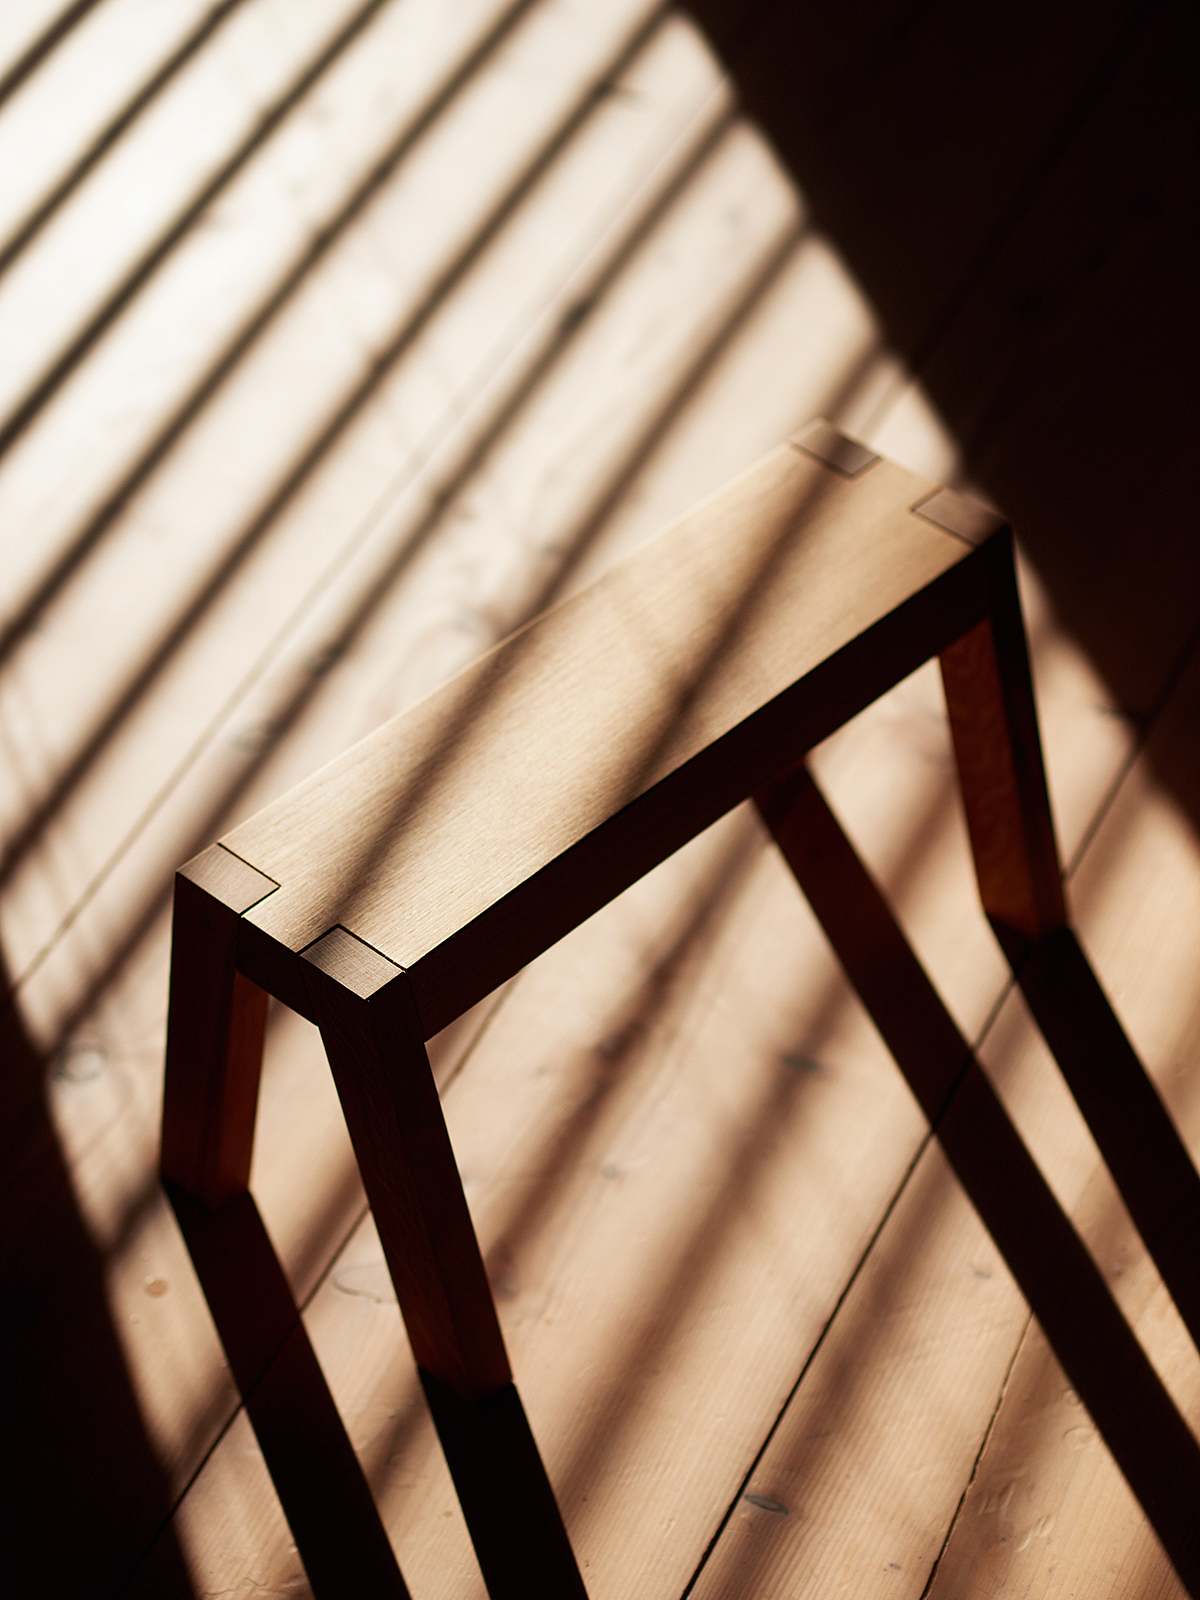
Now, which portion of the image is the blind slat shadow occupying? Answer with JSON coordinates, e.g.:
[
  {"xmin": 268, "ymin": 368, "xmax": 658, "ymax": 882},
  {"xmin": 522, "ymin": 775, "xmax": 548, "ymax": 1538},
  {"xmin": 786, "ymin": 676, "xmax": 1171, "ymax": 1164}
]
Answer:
[
  {"xmin": 4, "ymin": 98, "xmax": 770, "ymax": 1026},
  {"xmin": 0, "ymin": 0, "xmax": 251, "ymax": 286},
  {"xmin": 0, "ymin": 1, "xmax": 683, "ymax": 909},
  {"xmin": 0, "ymin": 0, "xmax": 103, "ymax": 115},
  {"xmin": 0, "ymin": 0, "xmax": 547, "ymax": 668},
  {"xmin": 0, "ymin": 0, "xmax": 399, "ymax": 469}
]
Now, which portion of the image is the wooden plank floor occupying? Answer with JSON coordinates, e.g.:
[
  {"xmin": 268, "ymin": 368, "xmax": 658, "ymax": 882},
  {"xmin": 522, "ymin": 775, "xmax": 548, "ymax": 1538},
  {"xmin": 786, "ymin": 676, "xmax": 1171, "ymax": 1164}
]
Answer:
[{"xmin": 3, "ymin": 4, "xmax": 1198, "ymax": 1596}]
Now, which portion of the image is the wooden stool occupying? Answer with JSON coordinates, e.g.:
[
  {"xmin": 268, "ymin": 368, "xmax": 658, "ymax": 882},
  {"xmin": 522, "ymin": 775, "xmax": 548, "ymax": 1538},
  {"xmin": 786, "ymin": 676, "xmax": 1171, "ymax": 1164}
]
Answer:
[{"xmin": 160, "ymin": 422, "xmax": 1200, "ymax": 1597}]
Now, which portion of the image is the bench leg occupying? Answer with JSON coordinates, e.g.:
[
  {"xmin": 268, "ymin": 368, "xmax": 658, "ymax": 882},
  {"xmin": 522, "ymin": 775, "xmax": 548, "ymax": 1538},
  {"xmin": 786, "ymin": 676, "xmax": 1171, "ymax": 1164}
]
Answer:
[
  {"xmin": 302, "ymin": 927, "xmax": 587, "ymax": 1600},
  {"xmin": 161, "ymin": 843, "xmax": 275, "ymax": 1209},
  {"xmin": 940, "ymin": 552, "xmax": 1200, "ymax": 1355},
  {"xmin": 161, "ymin": 848, "xmax": 409, "ymax": 1596},
  {"xmin": 937, "ymin": 539, "xmax": 1065, "ymax": 956}
]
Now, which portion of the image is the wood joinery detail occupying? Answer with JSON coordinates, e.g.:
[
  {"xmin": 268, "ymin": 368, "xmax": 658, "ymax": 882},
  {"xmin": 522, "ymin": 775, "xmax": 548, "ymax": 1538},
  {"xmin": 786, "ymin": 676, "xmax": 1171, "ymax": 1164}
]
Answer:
[{"xmin": 160, "ymin": 426, "xmax": 1200, "ymax": 1599}]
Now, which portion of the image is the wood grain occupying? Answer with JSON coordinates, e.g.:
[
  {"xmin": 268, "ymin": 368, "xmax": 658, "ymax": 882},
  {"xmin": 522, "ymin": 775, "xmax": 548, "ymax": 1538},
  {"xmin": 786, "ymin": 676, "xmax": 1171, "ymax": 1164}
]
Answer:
[
  {"xmin": 228, "ymin": 443, "xmax": 983, "ymax": 1032},
  {"xmin": 301, "ymin": 933, "xmax": 511, "ymax": 1400},
  {"xmin": 5, "ymin": 7, "xmax": 1196, "ymax": 1597}
]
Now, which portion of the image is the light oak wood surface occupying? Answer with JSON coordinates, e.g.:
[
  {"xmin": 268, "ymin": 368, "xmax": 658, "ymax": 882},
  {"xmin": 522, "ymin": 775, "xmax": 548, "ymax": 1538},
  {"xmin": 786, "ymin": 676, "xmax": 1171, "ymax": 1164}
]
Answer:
[
  {"xmin": 154, "ymin": 418, "xmax": 1027, "ymax": 1600},
  {"xmin": 5, "ymin": 4, "xmax": 1199, "ymax": 1597},
  {"xmin": 162, "ymin": 378, "xmax": 1200, "ymax": 1598},
  {"xmin": 226, "ymin": 441, "xmax": 982, "ymax": 1027}
]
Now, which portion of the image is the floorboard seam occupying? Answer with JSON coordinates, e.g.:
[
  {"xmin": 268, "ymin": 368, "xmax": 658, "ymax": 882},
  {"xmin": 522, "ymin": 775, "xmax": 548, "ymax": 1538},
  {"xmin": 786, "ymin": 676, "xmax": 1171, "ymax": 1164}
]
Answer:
[
  {"xmin": 678, "ymin": 955, "xmax": 1019, "ymax": 1598},
  {"xmin": 917, "ymin": 1312, "xmax": 1032, "ymax": 1600}
]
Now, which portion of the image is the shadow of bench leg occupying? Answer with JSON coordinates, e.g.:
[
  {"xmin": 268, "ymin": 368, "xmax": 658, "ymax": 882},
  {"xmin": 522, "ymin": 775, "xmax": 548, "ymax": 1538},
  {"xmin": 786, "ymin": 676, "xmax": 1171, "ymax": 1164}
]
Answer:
[
  {"xmin": 941, "ymin": 545, "xmax": 1200, "ymax": 1358},
  {"xmin": 1018, "ymin": 927, "xmax": 1200, "ymax": 1356},
  {"xmin": 302, "ymin": 927, "xmax": 588, "ymax": 1600},
  {"xmin": 169, "ymin": 1184, "xmax": 411, "ymax": 1599},
  {"xmin": 755, "ymin": 763, "xmax": 1200, "ymax": 1593}
]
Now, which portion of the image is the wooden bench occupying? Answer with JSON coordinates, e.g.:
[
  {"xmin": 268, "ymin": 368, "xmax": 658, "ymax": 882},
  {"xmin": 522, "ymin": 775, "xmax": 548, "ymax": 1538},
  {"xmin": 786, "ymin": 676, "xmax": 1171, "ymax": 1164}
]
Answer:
[{"xmin": 160, "ymin": 421, "xmax": 1200, "ymax": 1598}]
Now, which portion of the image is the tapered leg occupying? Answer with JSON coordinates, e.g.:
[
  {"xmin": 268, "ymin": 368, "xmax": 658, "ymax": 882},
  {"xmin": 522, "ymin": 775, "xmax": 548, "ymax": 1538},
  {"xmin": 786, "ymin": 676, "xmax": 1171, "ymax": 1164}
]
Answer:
[
  {"xmin": 162, "ymin": 850, "xmax": 410, "ymax": 1596},
  {"xmin": 161, "ymin": 843, "xmax": 276, "ymax": 1208},
  {"xmin": 938, "ymin": 532, "xmax": 1065, "ymax": 956},
  {"xmin": 939, "ymin": 541, "xmax": 1200, "ymax": 1356},
  {"xmin": 301, "ymin": 926, "xmax": 588, "ymax": 1600}
]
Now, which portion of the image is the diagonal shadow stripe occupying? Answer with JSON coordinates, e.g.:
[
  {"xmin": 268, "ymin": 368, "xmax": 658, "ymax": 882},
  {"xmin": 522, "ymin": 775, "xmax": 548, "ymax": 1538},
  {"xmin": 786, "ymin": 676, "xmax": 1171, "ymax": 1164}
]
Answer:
[
  {"xmin": 0, "ymin": 0, "xmax": 398, "ymax": 468},
  {"xmin": 0, "ymin": 2, "xmax": 674, "ymax": 897},
  {"xmin": 753, "ymin": 762, "xmax": 1200, "ymax": 1595},
  {"xmin": 0, "ymin": 0, "xmax": 251, "ymax": 285},
  {"xmin": 0, "ymin": 0, "xmax": 548, "ymax": 671},
  {"xmin": 1015, "ymin": 925, "xmax": 1200, "ymax": 1360},
  {"xmin": 0, "ymin": 0, "xmax": 103, "ymax": 113},
  {"xmin": 0, "ymin": 38, "xmax": 725, "ymax": 945},
  {"xmin": 167, "ymin": 1182, "xmax": 411, "ymax": 1598}
]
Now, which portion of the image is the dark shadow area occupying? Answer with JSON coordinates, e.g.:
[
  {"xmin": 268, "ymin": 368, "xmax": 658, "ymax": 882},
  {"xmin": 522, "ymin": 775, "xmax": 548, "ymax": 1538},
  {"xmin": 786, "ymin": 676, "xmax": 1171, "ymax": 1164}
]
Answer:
[
  {"xmin": 754, "ymin": 764, "xmax": 1200, "ymax": 1594},
  {"xmin": 165, "ymin": 1183, "xmax": 410, "ymax": 1598},
  {"xmin": 680, "ymin": 0, "xmax": 1200, "ymax": 796},
  {"xmin": 0, "ymin": 967, "xmax": 197, "ymax": 1598},
  {"xmin": 1016, "ymin": 926, "xmax": 1200, "ymax": 1360}
]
